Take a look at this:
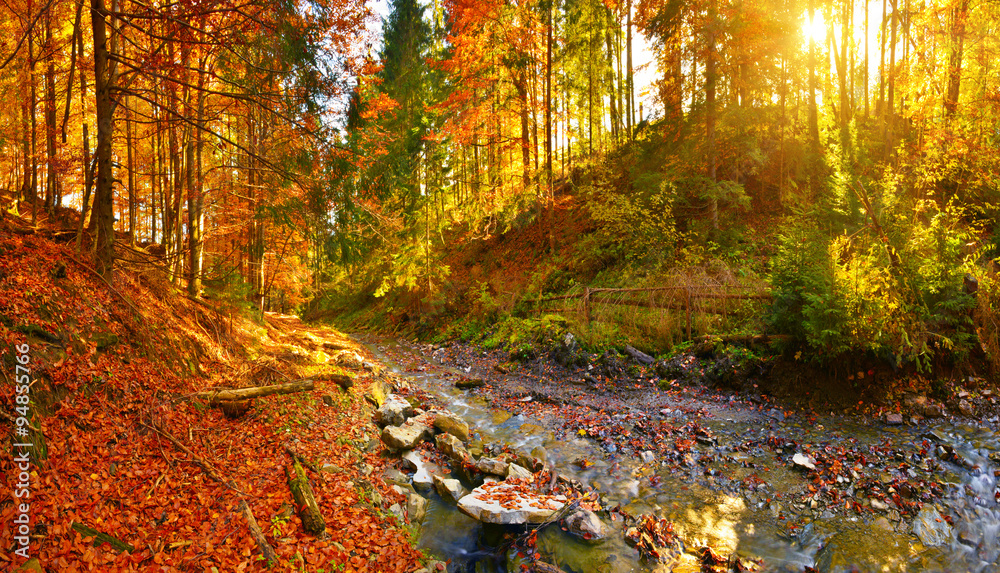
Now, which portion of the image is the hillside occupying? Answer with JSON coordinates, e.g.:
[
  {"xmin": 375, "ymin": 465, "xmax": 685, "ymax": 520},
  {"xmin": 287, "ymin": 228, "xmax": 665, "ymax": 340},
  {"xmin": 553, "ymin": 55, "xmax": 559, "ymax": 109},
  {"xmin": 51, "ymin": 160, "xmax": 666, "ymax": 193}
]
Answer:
[{"xmin": 0, "ymin": 214, "xmax": 425, "ymax": 572}]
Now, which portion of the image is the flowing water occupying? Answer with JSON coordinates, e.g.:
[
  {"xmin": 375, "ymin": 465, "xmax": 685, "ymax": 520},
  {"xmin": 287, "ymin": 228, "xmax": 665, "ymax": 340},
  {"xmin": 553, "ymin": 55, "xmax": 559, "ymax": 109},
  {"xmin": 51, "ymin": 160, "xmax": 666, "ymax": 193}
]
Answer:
[{"xmin": 361, "ymin": 338, "xmax": 1000, "ymax": 573}]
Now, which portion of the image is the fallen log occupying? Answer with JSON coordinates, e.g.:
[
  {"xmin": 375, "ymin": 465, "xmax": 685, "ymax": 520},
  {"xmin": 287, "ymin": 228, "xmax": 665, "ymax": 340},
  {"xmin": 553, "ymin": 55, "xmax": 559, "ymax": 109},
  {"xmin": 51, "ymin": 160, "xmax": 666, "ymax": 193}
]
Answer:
[
  {"xmin": 189, "ymin": 379, "xmax": 314, "ymax": 403},
  {"xmin": 285, "ymin": 461, "xmax": 326, "ymax": 535},
  {"xmin": 71, "ymin": 522, "xmax": 135, "ymax": 553}
]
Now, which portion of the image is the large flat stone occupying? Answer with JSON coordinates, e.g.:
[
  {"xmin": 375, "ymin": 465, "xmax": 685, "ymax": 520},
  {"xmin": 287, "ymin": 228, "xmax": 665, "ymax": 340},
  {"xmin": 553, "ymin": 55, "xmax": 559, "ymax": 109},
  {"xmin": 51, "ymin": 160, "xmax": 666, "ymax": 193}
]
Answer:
[
  {"xmin": 457, "ymin": 481, "xmax": 567, "ymax": 524},
  {"xmin": 381, "ymin": 419, "xmax": 432, "ymax": 451}
]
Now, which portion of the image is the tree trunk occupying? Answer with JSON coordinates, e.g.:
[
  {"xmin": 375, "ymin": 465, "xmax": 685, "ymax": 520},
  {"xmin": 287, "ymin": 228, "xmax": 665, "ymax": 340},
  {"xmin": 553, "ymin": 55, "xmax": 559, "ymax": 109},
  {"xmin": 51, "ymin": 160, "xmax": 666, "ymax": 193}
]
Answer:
[
  {"xmin": 62, "ymin": 0, "xmax": 85, "ymax": 144},
  {"xmin": 626, "ymin": 0, "xmax": 633, "ymax": 139},
  {"xmin": 126, "ymin": 100, "xmax": 136, "ymax": 246},
  {"xmin": 807, "ymin": 0, "xmax": 821, "ymax": 193},
  {"xmin": 91, "ymin": 0, "xmax": 115, "ymax": 280},
  {"xmin": 188, "ymin": 67, "xmax": 207, "ymax": 296},
  {"xmin": 864, "ymin": 0, "xmax": 870, "ymax": 118},
  {"xmin": 944, "ymin": 0, "xmax": 969, "ymax": 120},
  {"xmin": 516, "ymin": 70, "xmax": 531, "ymax": 194},
  {"xmin": 706, "ymin": 0, "xmax": 718, "ymax": 231},
  {"xmin": 44, "ymin": 11, "xmax": 58, "ymax": 214},
  {"xmin": 191, "ymin": 380, "xmax": 315, "ymax": 403},
  {"xmin": 546, "ymin": 0, "xmax": 554, "ymax": 253},
  {"xmin": 604, "ymin": 24, "xmax": 619, "ymax": 144},
  {"xmin": 884, "ymin": 0, "xmax": 897, "ymax": 160}
]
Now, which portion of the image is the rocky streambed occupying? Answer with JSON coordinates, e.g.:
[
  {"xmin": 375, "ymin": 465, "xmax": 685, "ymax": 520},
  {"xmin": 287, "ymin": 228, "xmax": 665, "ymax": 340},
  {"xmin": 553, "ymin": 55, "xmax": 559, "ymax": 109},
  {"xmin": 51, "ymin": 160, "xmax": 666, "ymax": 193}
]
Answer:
[{"xmin": 362, "ymin": 336, "xmax": 1000, "ymax": 572}]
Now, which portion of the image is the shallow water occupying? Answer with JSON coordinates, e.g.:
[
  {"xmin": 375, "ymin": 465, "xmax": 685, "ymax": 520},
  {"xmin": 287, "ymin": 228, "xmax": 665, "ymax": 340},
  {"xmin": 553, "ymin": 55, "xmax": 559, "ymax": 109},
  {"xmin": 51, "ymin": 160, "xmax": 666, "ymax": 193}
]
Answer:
[{"xmin": 361, "ymin": 338, "xmax": 1000, "ymax": 572}]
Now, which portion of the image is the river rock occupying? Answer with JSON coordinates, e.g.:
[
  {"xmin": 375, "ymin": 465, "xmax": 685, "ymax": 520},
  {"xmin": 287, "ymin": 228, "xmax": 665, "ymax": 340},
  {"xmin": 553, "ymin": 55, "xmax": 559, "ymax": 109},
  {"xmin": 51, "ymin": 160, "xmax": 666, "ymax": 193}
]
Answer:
[
  {"xmin": 375, "ymin": 394, "xmax": 414, "ymax": 427},
  {"xmin": 382, "ymin": 418, "xmax": 433, "ymax": 451},
  {"xmin": 517, "ymin": 451, "xmax": 544, "ymax": 471},
  {"xmin": 912, "ymin": 506, "xmax": 951, "ymax": 546},
  {"xmin": 476, "ymin": 457, "xmax": 509, "ymax": 476},
  {"xmin": 792, "ymin": 452, "xmax": 817, "ymax": 471},
  {"xmin": 456, "ymin": 377, "xmax": 486, "ymax": 389},
  {"xmin": 507, "ymin": 463, "xmax": 533, "ymax": 480},
  {"xmin": 406, "ymin": 492, "xmax": 428, "ymax": 524},
  {"xmin": 434, "ymin": 475, "xmax": 468, "ymax": 503},
  {"xmin": 413, "ymin": 560, "xmax": 448, "ymax": 573},
  {"xmin": 433, "ymin": 411, "xmax": 470, "ymax": 442},
  {"xmin": 530, "ymin": 446, "xmax": 548, "ymax": 466},
  {"xmin": 564, "ymin": 508, "xmax": 607, "ymax": 542},
  {"xmin": 364, "ymin": 377, "xmax": 392, "ymax": 407},
  {"xmin": 640, "ymin": 450, "xmax": 656, "ymax": 464},
  {"xmin": 436, "ymin": 432, "xmax": 470, "ymax": 464},
  {"xmin": 958, "ymin": 399, "xmax": 975, "ymax": 417},
  {"xmin": 884, "ymin": 413, "xmax": 903, "ymax": 425},
  {"xmin": 384, "ymin": 468, "xmax": 409, "ymax": 485},
  {"xmin": 457, "ymin": 481, "xmax": 567, "ymax": 524}
]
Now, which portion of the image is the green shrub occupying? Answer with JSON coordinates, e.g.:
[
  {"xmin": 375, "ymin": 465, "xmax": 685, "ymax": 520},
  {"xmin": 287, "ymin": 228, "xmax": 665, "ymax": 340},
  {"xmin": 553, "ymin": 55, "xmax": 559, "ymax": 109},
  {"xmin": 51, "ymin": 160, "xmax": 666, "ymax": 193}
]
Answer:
[{"xmin": 768, "ymin": 199, "xmax": 976, "ymax": 371}]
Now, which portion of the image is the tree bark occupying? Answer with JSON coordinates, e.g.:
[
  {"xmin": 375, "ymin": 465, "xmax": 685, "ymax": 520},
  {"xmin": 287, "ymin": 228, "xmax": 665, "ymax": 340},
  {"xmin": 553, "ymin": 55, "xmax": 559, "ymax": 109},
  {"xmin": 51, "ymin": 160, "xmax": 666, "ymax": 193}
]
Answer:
[
  {"xmin": 884, "ymin": 0, "xmax": 897, "ymax": 161},
  {"xmin": 44, "ymin": 11, "xmax": 58, "ymax": 213},
  {"xmin": 285, "ymin": 461, "xmax": 326, "ymax": 535},
  {"xmin": 706, "ymin": 0, "xmax": 718, "ymax": 231},
  {"xmin": 807, "ymin": 0, "xmax": 821, "ymax": 193},
  {"xmin": 944, "ymin": 0, "xmax": 969, "ymax": 120},
  {"xmin": 91, "ymin": 0, "xmax": 115, "ymax": 280},
  {"xmin": 546, "ymin": 0, "xmax": 554, "ymax": 253},
  {"xmin": 188, "ymin": 65, "xmax": 207, "ymax": 296}
]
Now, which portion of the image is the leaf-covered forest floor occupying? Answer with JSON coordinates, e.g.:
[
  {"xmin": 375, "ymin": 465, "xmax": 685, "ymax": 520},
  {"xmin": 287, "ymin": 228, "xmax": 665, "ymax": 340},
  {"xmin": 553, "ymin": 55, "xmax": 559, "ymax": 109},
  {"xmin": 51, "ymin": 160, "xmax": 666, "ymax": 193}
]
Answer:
[{"xmin": 0, "ymin": 220, "xmax": 425, "ymax": 571}]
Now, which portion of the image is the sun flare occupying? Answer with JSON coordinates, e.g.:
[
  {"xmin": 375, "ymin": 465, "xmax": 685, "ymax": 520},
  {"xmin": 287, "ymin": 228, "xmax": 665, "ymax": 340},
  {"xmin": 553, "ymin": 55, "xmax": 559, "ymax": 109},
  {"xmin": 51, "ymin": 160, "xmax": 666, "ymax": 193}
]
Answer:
[{"xmin": 803, "ymin": 12, "xmax": 826, "ymax": 45}]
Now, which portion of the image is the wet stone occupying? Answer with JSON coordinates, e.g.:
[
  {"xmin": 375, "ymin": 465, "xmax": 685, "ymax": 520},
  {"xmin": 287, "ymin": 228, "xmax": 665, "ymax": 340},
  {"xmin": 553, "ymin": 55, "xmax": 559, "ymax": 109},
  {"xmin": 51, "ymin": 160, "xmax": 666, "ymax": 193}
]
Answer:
[
  {"xmin": 433, "ymin": 411, "xmax": 470, "ymax": 442},
  {"xmin": 564, "ymin": 508, "xmax": 607, "ymax": 542},
  {"xmin": 958, "ymin": 399, "xmax": 975, "ymax": 417},
  {"xmin": 433, "ymin": 475, "xmax": 468, "ymax": 504},
  {"xmin": 476, "ymin": 457, "xmax": 508, "ymax": 476},
  {"xmin": 381, "ymin": 421, "xmax": 432, "ymax": 451},
  {"xmin": 792, "ymin": 452, "xmax": 817, "ymax": 471},
  {"xmin": 406, "ymin": 493, "xmax": 428, "ymax": 524},
  {"xmin": 507, "ymin": 463, "xmax": 533, "ymax": 480},
  {"xmin": 457, "ymin": 482, "xmax": 566, "ymax": 524},
  {"xmin": 374, "ymin": 394, "xmax": 414, "ymax": 428},
  {"xmin": 912, "ymin": 506, "xmax": 952, "ymax": 546},
  {"xmin": 436, "ymin": 432, "xmax": 470, "ymax": 464},
  {"xmin": 885, "ymin": 413, "xmax": 903, "ymax": 425}
]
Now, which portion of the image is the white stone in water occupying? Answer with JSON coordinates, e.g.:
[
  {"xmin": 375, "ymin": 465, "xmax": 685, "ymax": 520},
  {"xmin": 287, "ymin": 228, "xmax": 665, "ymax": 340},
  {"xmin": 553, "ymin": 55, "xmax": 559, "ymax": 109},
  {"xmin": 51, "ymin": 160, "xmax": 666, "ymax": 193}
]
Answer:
[
  {"xmin": 792, "ymin": 452, "xmax": 817, "ymax": 471},
  {"xmin": 457, "ymin": 482, "xmax": 566, "ymax": 524}
]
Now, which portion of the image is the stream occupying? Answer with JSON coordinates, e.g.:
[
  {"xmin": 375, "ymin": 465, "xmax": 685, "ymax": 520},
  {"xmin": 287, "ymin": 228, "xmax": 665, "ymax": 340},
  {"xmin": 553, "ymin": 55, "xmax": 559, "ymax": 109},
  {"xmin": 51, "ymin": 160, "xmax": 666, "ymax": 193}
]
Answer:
[{"xmin": 360, "ymin": 337, "xmax": 1000, "ymax": 573}]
